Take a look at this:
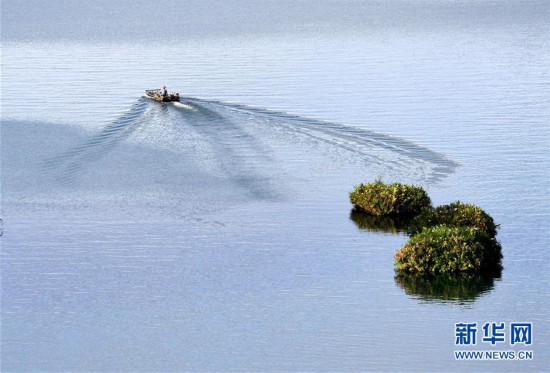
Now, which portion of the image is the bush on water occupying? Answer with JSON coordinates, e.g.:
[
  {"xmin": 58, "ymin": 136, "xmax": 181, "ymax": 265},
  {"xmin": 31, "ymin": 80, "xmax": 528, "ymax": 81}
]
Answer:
[
  {"xmin": 407, "ymin": 201, "xmax": 498, "ymax": 238},
  {"xmin": 394, "ymin": 226, "xmax": 502, "ymax": 275},
  {"xmin": 349, "ymin": 180, "xmax": 431, "ymax": 219},
  {"xmin": 348, "ymin": 181, "xmax": 503, "ymax": 276}
]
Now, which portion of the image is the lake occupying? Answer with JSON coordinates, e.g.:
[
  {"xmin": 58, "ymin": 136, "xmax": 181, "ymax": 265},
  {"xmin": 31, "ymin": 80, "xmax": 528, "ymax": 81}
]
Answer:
[{"xmin": 1, "ymin": 0, "xmax": 549, "ymax": 371}]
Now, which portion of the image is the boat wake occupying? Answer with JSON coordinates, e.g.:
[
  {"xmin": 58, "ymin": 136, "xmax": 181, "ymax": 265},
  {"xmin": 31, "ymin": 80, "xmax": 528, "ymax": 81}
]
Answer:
[
  {"xmin": 41, "ymin": 96, "xmax": 458, "ymax": 187},
  {"xmin": 19, "ymin": 96, "xmax": 460, "ymax": 218},
  {"xmin": 43, "ymin": 97, "xmax": 150, "ymax": 183},
  {"xmin": 184, "ymin": 98, "xmax": 459, "ymax": 183}
]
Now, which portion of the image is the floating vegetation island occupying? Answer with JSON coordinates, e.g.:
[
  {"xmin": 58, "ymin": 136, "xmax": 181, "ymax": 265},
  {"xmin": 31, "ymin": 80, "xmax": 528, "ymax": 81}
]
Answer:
[
  {"xmin": 395, "ymin": 226, "xmax": 502, "ymax": 275},
  {"xmin": 350, "ymin": 181, "xmax": 502, "ymax": 276},
  {"xmin": 407, "ymin": 201, "xmax": 498, "ymax": 238},
  {"xmin": 349, "ymin": 180, "xmax": 431, "ymax": 218}
]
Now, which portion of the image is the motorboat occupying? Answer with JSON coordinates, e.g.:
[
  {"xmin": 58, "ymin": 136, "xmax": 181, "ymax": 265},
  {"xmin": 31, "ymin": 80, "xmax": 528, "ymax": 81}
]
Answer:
[{"xmin": 145, "ymin": 89, "xmax": 180, "ymax": 102}]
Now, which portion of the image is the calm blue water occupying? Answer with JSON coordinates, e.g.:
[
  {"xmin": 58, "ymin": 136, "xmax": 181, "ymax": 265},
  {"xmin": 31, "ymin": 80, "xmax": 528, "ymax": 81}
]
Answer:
[{"xmin": 2, "ymin": 0, "xmax": 549, "ymax": 371}]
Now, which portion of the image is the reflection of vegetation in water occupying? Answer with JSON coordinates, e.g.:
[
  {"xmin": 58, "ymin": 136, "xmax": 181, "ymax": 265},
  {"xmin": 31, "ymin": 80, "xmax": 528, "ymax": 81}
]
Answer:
[
  {"xmin": 395, "ymin": 271, "xmax": 501, "ymax": 303},
  {"xmin": 349, "ymin": 209, "xmax": 410, "ymax": 234}
]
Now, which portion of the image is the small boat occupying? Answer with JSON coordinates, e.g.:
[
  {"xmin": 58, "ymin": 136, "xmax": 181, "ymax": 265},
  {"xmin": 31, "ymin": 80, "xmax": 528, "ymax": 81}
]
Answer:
[{"xmin": 145, "ymin": 89, "xmax": 180, "ymax": 102}]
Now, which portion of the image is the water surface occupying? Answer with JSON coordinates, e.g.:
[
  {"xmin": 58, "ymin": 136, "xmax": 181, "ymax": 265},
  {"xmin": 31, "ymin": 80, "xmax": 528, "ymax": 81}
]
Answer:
[{"xmin": 1, "ymin": 0, "xmax": 549, "ymax": 371}]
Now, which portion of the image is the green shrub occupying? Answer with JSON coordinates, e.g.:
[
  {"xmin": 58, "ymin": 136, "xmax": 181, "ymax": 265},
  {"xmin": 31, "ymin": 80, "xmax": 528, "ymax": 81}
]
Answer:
[
  {"xmin": 407, "ymin": 201, "xmax": 498, "ymax": 237},
  {"xmin": 395, "ymin": 226, "xmax": 502, "ymax": 275},
  {"xmin": 349, "ymin": 180, "xmax": 431, "ymax": 218},
  {"xmin": 395, "ymin": 272, "xmax": 499, "ymax": 303}
]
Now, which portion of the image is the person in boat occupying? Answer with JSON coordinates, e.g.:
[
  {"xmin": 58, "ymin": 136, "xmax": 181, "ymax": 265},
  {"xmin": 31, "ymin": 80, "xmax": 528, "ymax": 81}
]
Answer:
[{"xmin": 162, "ymin": 85, "xmax": 168, "ymax": 98}]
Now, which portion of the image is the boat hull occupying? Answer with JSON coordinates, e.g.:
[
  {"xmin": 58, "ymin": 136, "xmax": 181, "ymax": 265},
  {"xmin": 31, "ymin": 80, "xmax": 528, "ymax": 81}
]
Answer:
[{"xmin": 145, "ymin": 89, "xmax": 180, "ymax": 102}]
